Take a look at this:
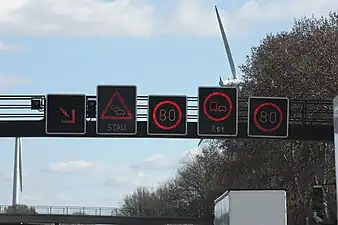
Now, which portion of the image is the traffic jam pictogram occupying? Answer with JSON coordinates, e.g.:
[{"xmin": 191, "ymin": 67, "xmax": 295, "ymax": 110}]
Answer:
[
  {"xmin": 100, "ymin": 91, "xmax": 133, "ymax": 120},
  {"xmin": 198, "ymin": 87, "xmax": 238, "ymax": 136},
  {"xmin": 96, "ymin": 85, "xmax": 137, "ymax": 135}
]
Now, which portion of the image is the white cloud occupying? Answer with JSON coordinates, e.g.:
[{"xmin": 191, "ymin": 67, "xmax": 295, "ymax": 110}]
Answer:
[
  {"xmin": 130, "ymin": 148, "xmax": 204, "ymax": 170},
  {"xmin": 0, "ymin": 0, "xmax": 336, "ymax": 37},
  {"xmin": 45, "ymin": 148, "xmax": 202, "ymax": 188},
  {"xmin": 104, "ymin": 169, "xmax": 152, "ymax": 187},
  {"xmin": 44, "ymin": 160, "xmax": 158, "ymax": 188},
  {"xmin": 47, "ymin": 160, "xmax": 99, "ymax": 174},
  {"xmin": 100, "ymin": 163, "xmax": 167, "ymax": 188},
  {"xmin": 0, "ymin": 41, "xmax": 23, "ymax": 52},
  {"xmin": 130, "ymin": 154, "xmax": 176, "ymax": 170},
  {"xmin": 2, "ymin": 148, "xmax": 204, "ymax": 206},
  {"xmin": 0, "ymin": 75, "xmax": 29, "ymax": 87},
  {"xmin": 0, "ymin": 0, "xmax": 154, "ymax": 37}
]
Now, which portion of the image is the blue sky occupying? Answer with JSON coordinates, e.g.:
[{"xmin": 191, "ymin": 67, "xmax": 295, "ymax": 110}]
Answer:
[{"xmin": 0, "ymin": 0, "xmax": 336, "ymax": 209}]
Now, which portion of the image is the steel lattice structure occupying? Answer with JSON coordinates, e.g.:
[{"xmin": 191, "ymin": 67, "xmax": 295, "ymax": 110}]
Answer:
[{"xmin": 0, "ymin": 95, "xmax": 333, "ymax": 141}]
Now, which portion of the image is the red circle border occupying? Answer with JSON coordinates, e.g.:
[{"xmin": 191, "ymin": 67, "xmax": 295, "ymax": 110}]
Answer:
[
  {"xmin": 253, "ymin": 102, "xmax": 283, "ymax": 132},
  {"xmin": 152, "ymin": 100, "xmax": 182, "ymax": 130},
  {"xmin": 203, "ymin": 92, "xmax": 233, "ymax": 122}
]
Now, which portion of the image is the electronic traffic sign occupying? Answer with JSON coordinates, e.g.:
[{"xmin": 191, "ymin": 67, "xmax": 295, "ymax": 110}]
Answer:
[
  {"xmin": 96, "ymin": 85, "xmax": 137, "ymax": 135},
  {"xmin": 248, "ymin": 96, "xmax": 289, "ymax": 138},
  {"xmin": 45, "ymin": 94, "xmax": 86, "ymax": 134},
  {"xmin": 147, "ymin": 96, "xmax": 187, "ymax": 135},
  {"xmin": 198, "ymin": 87, "xmax": 238, "ymax": 136}
]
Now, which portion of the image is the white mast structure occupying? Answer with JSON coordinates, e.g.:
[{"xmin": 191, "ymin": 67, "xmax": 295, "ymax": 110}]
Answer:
[
  {"xmin": 12, "ymin": 137, "xmax": 23, "ymax": 206},
  {"xmin": 198, "ymin": 6, "xmax": 239, "ymax": 147}
]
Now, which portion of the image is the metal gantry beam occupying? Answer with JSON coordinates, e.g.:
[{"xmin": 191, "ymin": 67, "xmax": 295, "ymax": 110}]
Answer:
[
  {"xmin": 0, "ymin": 95, "xmax": 333, "ymax": 124},
  {"xmin": 0, "ymin": 95, "xmax": 333, "ymax": 141}
]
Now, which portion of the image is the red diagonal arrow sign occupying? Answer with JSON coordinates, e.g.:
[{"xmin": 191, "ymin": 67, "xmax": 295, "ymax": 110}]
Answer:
[{"xmin": 59, "ymin": 107, "xmax": 76, "ymax": 124}]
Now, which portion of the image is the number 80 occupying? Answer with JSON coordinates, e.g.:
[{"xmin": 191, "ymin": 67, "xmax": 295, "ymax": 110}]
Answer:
[{"xmin": 259, "ymin": 111, "xmax": 277, "ymax": 124}]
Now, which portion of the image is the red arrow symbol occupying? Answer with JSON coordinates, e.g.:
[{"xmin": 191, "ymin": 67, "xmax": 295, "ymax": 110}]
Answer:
[{"xmin": 59, "ymin": 107, "xmax": 76, "ymax": 124}]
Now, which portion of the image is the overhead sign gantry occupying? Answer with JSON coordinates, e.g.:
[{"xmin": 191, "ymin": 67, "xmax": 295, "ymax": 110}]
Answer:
[
  {"xmin": 41, "ymin": 85, "xmax": 292, "ymax": 139},
  {"xmin": 0, "ymin": 91, "xmax": 331, "ymax": 140}
]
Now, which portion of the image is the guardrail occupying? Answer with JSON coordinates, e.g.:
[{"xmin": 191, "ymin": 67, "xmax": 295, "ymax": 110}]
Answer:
[
  {"xmin": 0, "ymin": 205, "xmax": 120, "ymax": 216},
  {"xmin": 0, "ymin": 95, "xmax": 333, "ymax": 125},
  {"xmin": 0, "ymin": 204, "xmax": 207, "ymax": 217}
]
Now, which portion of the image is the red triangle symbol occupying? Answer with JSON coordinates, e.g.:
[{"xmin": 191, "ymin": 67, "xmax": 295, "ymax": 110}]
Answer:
[{"xmin": 100, "ymin": 91, "xmax": 133, "ymax": 120}]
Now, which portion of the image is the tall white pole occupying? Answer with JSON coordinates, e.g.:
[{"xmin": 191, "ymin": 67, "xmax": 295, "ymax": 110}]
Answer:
[
  {"xmin": 333, "ymin": 96, "xmax": 338, "ymax": 219},
  {"xmin": 12, "ymin": 137, "xmax": 20, "ymax": 205}
]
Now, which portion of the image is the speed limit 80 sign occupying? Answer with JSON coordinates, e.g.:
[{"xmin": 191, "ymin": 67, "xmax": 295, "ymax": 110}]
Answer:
[
  {"xmin": 147, "ymin": 95, "xmax": 187, "ymax": 136},
  {"xmin": 247, "ymin": 96, "xmax": 289, "ymax": 138}
]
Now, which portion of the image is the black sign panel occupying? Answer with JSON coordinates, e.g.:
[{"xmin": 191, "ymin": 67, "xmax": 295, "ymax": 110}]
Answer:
[
  {"xmin": 96, "ymin": 85, "xmax": 137, "ymax": 135},
  {"xmin": 45, "ymin": 94, "xmax": 86, "ymax": 134},
  {"xmin": 198, "ymin": 87, "xmax": 238, "ymax": 136},
  {"xmin": 248, "ymin": 97, "xmax": 289, "ymax": 138},
  {"xmin": 147, "ymin": 96, "xmax": 187, "ymax": 135}
]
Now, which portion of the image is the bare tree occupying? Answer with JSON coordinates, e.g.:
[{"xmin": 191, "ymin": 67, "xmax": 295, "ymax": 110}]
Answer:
[
  {"xmin": 120, "ymin": 186, "xmax": 158, "ymax": 216},
  {"xmin": 119, "ymin": 12, "xmax": 338, "ymax": 225},
  {"xmin": 216, "ymin": 11, "xmax": 338, "ymax": 225}
]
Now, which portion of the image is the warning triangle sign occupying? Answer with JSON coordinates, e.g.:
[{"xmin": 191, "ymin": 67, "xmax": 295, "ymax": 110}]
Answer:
[{"xmin": 100, "ymin": 91, "xmax": 133, "ymax": 120}]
